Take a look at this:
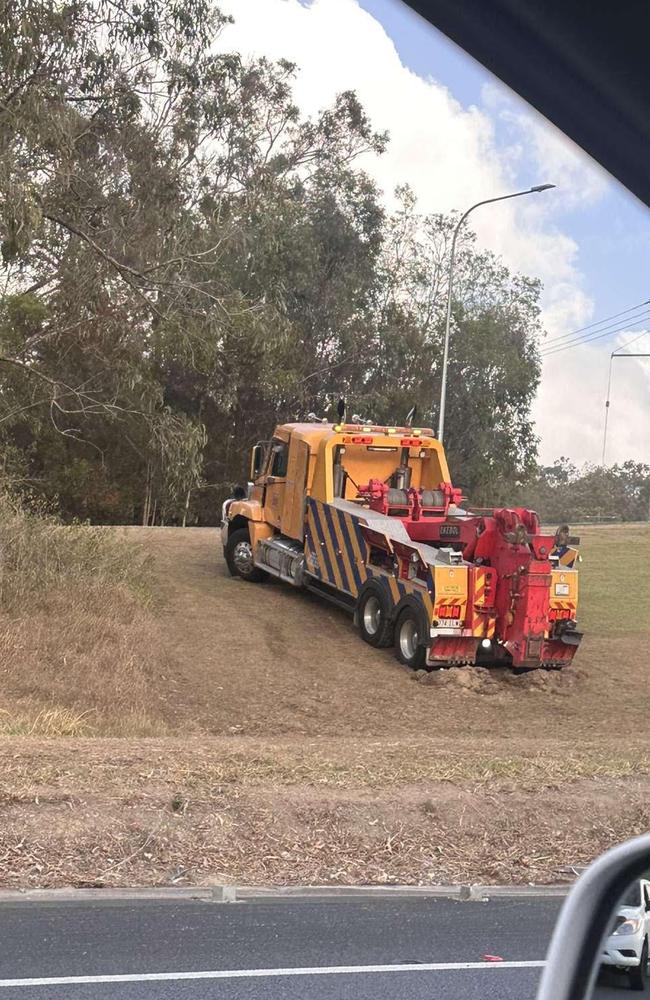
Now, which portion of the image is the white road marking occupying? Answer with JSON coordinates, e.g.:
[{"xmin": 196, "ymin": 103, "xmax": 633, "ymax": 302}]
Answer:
[{"xmin": 0, "ymin": 960, "xmax": 545, "ymax": 988}]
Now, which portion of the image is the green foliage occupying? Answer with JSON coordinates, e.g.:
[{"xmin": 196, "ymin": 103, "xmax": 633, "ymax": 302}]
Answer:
[
  {"xmin": 519, "ymin": 460, "xmax": 650, "ymax": 523},
  {"xmin": 0, "ymin": 0, "xmax": 569, "ymax": 523},
  {"xmin": 348, "ymin": 193, "xmax": 542, "ymax": 500}
]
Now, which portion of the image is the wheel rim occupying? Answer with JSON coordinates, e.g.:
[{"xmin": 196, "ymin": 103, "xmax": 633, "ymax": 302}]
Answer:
[
  {"xmin": 233, "ymin": 540, "xmax": 254, "ymax": 575},
  {"xmin": 363, "ymin": 596, "xmax": 382, "ymax": 635},
  {"xmin": 399, "ymin": 618, "xmax": 418, "ymax": 660}
]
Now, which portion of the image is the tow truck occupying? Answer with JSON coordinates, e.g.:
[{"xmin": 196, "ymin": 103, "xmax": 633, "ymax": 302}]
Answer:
[{"xmin": 221, "ymin": 420, "xmax": 582, "ymax": 671}]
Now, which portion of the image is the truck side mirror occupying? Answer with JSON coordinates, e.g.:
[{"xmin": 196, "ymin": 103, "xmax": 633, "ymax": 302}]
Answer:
[{"xmin": 250, "ymin": 443, "xmax": 265, "ymax": 481}]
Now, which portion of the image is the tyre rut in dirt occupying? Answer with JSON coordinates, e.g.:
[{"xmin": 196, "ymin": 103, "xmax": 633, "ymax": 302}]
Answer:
[
  {"xmin": 629, "ymin": 940, "xmax": 649, "ymax": 991},
  {"xmin": 225, "ymin": 528, "xmax": 267, "ymax": 582},
  {"xmin": 394, "ymin": 604, "xmax": 427, "ymax": 669},
  {"xmin": 356, "ymin": 584, "xmax": 394, "ymax": 648}
]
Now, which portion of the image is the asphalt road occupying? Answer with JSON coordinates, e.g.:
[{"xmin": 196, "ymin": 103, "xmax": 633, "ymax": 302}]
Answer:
[{"xmin": 0, "ymin": 893, "xmax": 631, "ymax": 998}]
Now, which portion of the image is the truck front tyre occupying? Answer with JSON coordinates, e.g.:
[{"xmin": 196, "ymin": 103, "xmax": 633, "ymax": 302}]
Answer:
[
  {"xmin": 357, "ymin": 587, "xmax": 393, "ymax": 648},
  {"xmin": 225, "ymin": 528, "xmax": 267, "ymax": 583},
  {"xmin": 394, "ymin": 607, "xmax": 427, "ymax": 669}
]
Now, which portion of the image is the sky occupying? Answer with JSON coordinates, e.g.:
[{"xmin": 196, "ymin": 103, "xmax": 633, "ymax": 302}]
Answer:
[{"xmin": 217, "ymin": 0, "xmax": 650, "ymax": 467}]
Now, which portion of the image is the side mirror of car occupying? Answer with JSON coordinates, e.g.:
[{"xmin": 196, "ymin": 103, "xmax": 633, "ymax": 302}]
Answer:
[{"xmin": 537, "ymin": 832, "xmax": 650, "ymax": 998}]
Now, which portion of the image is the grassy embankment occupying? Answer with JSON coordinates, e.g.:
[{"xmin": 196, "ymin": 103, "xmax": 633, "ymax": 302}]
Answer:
[{"xmin": 0, "ymin": 515, "xmax": 648, "ymax": 887}]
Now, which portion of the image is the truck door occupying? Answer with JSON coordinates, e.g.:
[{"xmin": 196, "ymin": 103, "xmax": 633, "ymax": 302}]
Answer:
[
  {"xmin": 264, "ymin": 438, "xmax": 289, "ymax": 530},
  {"xmin": 281, "ymin": 439, "xmax": 310, "ymax": 541}
]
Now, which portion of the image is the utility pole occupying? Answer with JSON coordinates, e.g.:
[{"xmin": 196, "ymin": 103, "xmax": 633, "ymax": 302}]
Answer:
[{"xmin": 602, "ymin": 351, "xmax": 650, "ymax": 465}]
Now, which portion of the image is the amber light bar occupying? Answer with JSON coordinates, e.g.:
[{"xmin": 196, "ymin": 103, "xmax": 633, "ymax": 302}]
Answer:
[{"xmin": 333, "ymin": 424, "xmax": 434, "ymax": 436}]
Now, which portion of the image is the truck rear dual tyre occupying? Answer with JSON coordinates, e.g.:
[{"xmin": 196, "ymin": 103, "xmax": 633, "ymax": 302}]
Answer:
[
  {"xmin": 394, "ymin": 605, "xmax": 427, "ymax": 669},
  {"xmin": 225, "ymin": 528, "xmax": 267, "ymax": 583},
  {"xmin": 357, "ymin": 586, "xmax": 393, "ymax": 648},
  {"xmin": 357, "ymin": 588, "xmax": 428, "ymax": 668}
]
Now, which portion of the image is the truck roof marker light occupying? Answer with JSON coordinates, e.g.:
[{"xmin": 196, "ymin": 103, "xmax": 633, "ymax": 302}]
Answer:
[
  {"xmin": 412, "ymin": 428, "xmax": 422, "ymax": 436},
  {"xmin": 387, "ymin": 427, "xmax": 397, "ymax": 434},
  {"xmin": 362, "ymin": 426, "xmax": 372, "ymax": 433},
  {"xmin": 333, "ymin": 424, "xmax": 343, "ymax": 432}
]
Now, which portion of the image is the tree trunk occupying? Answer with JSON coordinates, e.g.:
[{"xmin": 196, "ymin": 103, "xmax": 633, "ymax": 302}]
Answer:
[
  {"xmin": 182, "ymin": 488, "xmax": 191, "ymax": 528},
  {"xmin": 142, "ymin": 465, "xmax": 151, "ymax": 527}
]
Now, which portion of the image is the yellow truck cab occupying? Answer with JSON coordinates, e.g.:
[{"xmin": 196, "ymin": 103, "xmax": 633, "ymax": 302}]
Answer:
[{"xmin": 222, "ymin": 420, "xmax": 583, "ymax": 673}]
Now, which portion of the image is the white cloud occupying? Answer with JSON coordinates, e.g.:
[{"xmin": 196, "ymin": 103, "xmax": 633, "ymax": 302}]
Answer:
[
  {"xmin": 217, "ymin": 0, "xmax": 649, "ymax": 466},
  {"xmin": 482, "ymin": 82, "xmax": 608, "ymax": 213},
  {"xmin": 217, "ymin": 0, "xmax": 506, "ymax": 218}
]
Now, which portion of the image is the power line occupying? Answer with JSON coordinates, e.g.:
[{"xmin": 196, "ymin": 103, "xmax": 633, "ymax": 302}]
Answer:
[
  {"xmin": 542, "ymin": 322, "xmax": 650, "ymax": 357},
  {"xmin": 541, "ymin": 314, "xmax": 650, "ymax": 357},
  {"xmin": 612, "ymin": 329, "xmax": 650, "ymax": 353},
  {"xmin": 541, "ymin": 308, "xmax": 650, "ymax": 355},
  {"xmin": 542, "ymin": 323, "xmax": 650, "ymax": 357},
  {"xmin": 543, "ymin": 298, "xmax": 650, "ymax": 346}
]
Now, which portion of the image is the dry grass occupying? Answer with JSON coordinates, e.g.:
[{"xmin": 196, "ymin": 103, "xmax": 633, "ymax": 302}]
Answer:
[
  {"xmin": 2, "ymin": 736, "xmax": 649, "ymax": 792},
  {"xmin": 0, "ymin": 493, "xmax": 152, "ymax": 611},
  {"xmin": 0, "ymin": 708, "xmax": 93, "ymax": 737},
  {"xmin": 0, "ymin": 494, "xmax": 170, "ymax": 736},
  {"xmin": 0, "ymin": 519, "xmax": 648, "ymax": 888},
  {"xmin": 1, "ymin": 737, "xmax": 650, "ymax": 888}
]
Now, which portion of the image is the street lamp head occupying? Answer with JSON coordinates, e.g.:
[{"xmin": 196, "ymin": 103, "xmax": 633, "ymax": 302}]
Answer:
[{"xmin": 530, "ymin": 183, "xmax": 556, "ymax": 192}]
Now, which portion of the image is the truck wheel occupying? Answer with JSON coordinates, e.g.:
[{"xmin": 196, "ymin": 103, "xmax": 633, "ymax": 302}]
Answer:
[
  {"xmin": 357, "ymin": 586, "xmax": 393, "ymax": 648},
  {"xmin": 629, "ymin": 940, "xmax": 648, "ymax": 990},
  {"xmin": 225, "ymin": 528, "xmax": 267, "ymax": 582},
  {"xmin": 394, "ymin": 606, "xmax": 426, "ymax": 669}
]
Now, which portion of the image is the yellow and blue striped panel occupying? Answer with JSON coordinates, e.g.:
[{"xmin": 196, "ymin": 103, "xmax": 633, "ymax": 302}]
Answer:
[
  {"xmin": 305, "ymin": 497, "xmax": 366, "ymax": 595},
  {"xmin": 304, "ymin": 499, "xmax": 435, "ymax": 622}
]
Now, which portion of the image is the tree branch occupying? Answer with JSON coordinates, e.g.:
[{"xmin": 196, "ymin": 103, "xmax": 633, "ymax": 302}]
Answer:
[{"xmin": 43, "ymin": 214, "xmax": 167, "ymax": 320}]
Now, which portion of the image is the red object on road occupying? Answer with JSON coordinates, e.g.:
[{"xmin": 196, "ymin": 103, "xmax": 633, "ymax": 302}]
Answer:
[{"xmin": 482, "ymin": 954, "xmax": 504, "ymax": 962}]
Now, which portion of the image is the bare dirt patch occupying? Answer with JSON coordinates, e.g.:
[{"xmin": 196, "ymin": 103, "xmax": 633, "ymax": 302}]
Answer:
[{"xmin": 113, "ymin": 525, "xmax": 649, "ymax": 745}]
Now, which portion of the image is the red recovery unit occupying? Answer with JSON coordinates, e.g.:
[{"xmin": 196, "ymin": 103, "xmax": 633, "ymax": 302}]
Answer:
[{"xmin": 357, "ymin": 479, "xmax": 582, "ymax": 670}]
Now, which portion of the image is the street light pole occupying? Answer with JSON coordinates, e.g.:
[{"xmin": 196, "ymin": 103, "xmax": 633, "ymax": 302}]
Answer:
[
  {"xmin": 437, "ymin": 184, "xmax": 555, "ymax": 443},
  {"xmin": 601, "ymin": 351, "xmax": 650, "ymax": 465}
]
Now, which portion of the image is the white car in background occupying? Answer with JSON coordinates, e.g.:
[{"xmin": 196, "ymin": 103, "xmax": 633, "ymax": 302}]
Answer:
[{"xmin": 601, "ymin": 879, "xmax": 650, "ymax": 990}]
